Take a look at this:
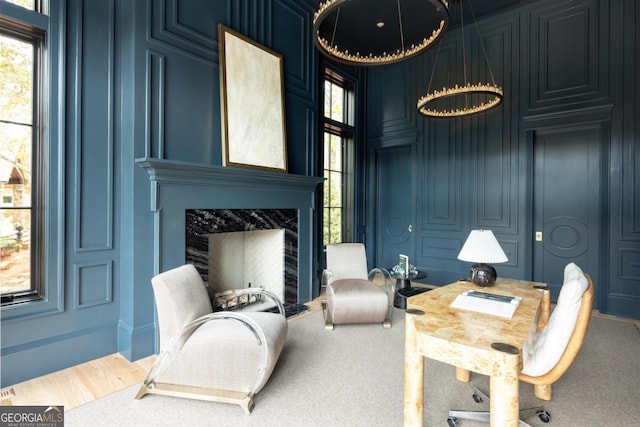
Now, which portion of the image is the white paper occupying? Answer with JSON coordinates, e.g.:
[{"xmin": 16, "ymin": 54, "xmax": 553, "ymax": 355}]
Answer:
[{"xmin": 451, "ymin": 292, "xmax": 521, "ymax": 318}]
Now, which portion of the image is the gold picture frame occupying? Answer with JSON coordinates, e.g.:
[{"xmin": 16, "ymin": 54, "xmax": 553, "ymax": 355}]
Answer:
[{"xmin": 219, "ymin": 24, "xmax": 288, "ymax": 172}]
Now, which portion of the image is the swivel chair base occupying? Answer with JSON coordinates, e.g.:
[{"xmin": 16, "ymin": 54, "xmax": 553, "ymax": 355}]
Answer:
[{"xmin": 446, "ymin": 387, "xmax": 551, "ymax": 427}]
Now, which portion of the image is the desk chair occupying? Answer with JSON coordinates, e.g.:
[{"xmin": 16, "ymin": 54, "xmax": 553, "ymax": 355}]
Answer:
[
  {"xmin": 447, "ymin": 263, "xmax": 594, "ymax": 426},
  {"xmin": 321, "ymin": 243, "xmax": 394, "ymax": 330},
  {"xmin": 135, "ymin": 264, "xmax": 288, "ymax": 414}
]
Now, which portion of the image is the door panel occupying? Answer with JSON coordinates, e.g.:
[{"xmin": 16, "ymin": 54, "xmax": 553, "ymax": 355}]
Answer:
[
  {"xmin": 375, "ymin": 144, "xmax": 414, "ymax": 269},
  {"xmin": 533, "ymin": 125, "xmax": 601, "ymax": 301}
]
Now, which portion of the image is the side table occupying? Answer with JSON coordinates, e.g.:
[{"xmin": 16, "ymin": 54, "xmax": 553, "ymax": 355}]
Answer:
[
  {"xmin": 395, "ymin": 286, "xmax": 431, "ymax": 309},
  {"xmin": 389, "ymin": 269, "xmax": 429, "ymax": 309}
]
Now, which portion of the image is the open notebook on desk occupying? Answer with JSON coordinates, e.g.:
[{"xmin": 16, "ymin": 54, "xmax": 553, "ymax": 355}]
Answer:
[{"xmin": 451, "ymin": 290, "xmax": 522, "ymax": 318}]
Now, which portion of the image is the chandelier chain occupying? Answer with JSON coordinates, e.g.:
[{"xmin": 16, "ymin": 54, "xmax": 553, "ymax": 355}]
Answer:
[
  {"xmin": 397, "ymin": 0, "xmax": 406, "ymax": 53},
  {"xmin": 329, "ymin": 7, "xmax": 341, "ymax": 48},
  {"xmin": 468, "ymin": 0, "xmax": 498, "ymax": 86},
  {"xmin": 459, "ymin": 1, "xmax": 469, "ymax": 108},
  {"xmin": 417, "ymin": 0, "xmax": 503, "ymax": 118},
  {"xmin": 426, "ymin": 36, "xmax": 443, "ymax": 95}
]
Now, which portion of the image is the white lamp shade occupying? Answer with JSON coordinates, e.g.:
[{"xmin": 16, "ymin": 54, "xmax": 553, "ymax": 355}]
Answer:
[{"xmin": 457, "ymin": 229, "xmax": 508, "ymax": 264}]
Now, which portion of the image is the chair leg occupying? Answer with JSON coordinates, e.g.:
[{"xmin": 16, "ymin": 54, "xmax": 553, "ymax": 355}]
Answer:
[
  {"xmin": 134, "ymin": 384, "xmax": 150, "ymax": 400},
  {"xmin": 321, "ymin": 300, "xmax": 334, "ymax": 330},
  {"xmin": 456, "ymin": 367, "xmax": 471, "ymax": 382},
  {"xmin": 533, "ymin": 383, "xmax": 552, "ymax": 400},
  {"xmin": 382, "ymin": 305, "xmax": 393, "ymax": 328},
  {"xmin": 135, "ymin": 381, "xmax": 255, "ymax": 415}
]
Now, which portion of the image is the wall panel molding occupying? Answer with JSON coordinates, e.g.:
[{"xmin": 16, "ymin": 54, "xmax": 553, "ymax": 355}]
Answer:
[
  {"xmin": 367, "ymin": 60, "xmax": 417, "ymax": 136},
  {"xmin": 618, "ymin": 248, "xmax": 640, "ymax": 283},
  {"xmin": 621, "ymin": 0, "xmax": 640, "ymax": 239},
  {"xmin": 622, "ymin": 132, "xmax": 639, "ymax": 237},
  {"xmin": 229, "ymin": 0, "xmax": 269, "ymax": 44},
  {"xmin": 74, "ymin": 0, "xmax": 114, "ymax": 252},
  {"xmin": 147, "ymin": 0, "xmax": 226, "ymax": 60},
  {"xmin": 422, "ymin": 121, "xmax": 462, "ymax": 231},
  {"xmin": 74, "ymin": 262, "xmax": 113, "ymax": 309},
  {"xmin": 500, "ymin": 240, "xmax": 519, "ymax": 268},
  {"xmin": 471, "ymin": 19, "xmax": 518, "ymax": 233},
  {"xmin": 272, "ymin": 0, "xmax": 314, "ymax": 101},
  {"xmin": 145, "ymin": 51, "xmax": 166, "ymax": 159},
  {"xmin": 527, "ymin": 0, "xmax": 608, "ymax": 111}
]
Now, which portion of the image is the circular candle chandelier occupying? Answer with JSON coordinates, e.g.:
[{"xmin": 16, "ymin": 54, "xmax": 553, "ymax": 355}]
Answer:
[
  {"xmin": 417, "ymin": 0, "xmax": 503, "ymax": 117},
  {"xmin": 313, "ymin": 0, "xmax": 450, "ymax": 66}
]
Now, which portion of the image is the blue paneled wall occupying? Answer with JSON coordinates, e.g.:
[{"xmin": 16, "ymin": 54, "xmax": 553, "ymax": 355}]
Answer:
[
  {"xmin": 1, "ymin": 0, "xmax": 321, "ymax": 387},
  {"xmin": 363, "ymin": 0, "xmax": 640, "ymax": 319},
  {"xmin": 2, "ymin": 0, "xmax": 638, "ymax": 388}
]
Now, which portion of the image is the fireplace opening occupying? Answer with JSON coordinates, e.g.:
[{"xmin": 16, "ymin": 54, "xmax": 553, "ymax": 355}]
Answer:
[
  {"xmin": 185, "ymin": 209, "xmax": 307, "ymax": 318},
  {"xmin": 208, "ymin": 229, "xmax": 285, "ymax": 311}
]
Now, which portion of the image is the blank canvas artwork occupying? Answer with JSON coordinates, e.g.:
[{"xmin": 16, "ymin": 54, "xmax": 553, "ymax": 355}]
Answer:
[{"xmin": 219, "ymin": 25, "xmax": 287, "ymax": 172}]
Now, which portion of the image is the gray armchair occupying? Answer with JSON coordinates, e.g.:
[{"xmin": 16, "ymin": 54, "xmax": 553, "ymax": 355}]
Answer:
[
  {"xmin": 321, "ymin": 243, "xmax": 394, "ymax": 330},
  {"xmin": 135, "ymin": 264, "xmax": 288, "ymax": 414}
]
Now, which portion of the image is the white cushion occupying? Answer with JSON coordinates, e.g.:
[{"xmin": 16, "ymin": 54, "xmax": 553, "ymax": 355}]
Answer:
[
  {"xmin": 521, "ymin": 263, "xmax": 588, "ymax": 376},
  {"xmin": 327, "ymin": 278, "xmax": 388, "ymax": 324},
  {"xmin": 325, "ymin": 243, "xmax": 369, "ymax": 282}
]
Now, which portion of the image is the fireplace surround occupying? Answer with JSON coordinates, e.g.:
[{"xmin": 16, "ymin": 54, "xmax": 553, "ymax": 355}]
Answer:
[
  {"xmin": 186, "ymin": 209, "xmax": 298, "ymax": 304},
  {"xmin": 137, "ymin": 158, "xmax": 323, "ymax": 307}
]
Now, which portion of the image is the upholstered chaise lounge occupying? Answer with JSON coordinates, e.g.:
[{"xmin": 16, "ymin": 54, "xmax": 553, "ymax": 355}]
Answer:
[{"xmin": 135, "ymin": 264, "xmax": 288, "ymax": 414}]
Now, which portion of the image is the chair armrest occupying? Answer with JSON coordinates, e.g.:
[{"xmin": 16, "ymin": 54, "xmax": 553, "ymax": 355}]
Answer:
[
  {"xmin": 368, "ymin": 267, "xmax": 390, "ymax": 279},
  {"xmin": 214, "ymin": 288, "xmax": 286, "ymax": 317},
  {"xmin": 536, "ymin": 287, "xmax": 551, "ymax": 332},
  {"xmin": 369, "ymin": 267, "xmax": 395, "ymax": 304},
  {"xmin": 410, "ymin": 282, "xmax": 437, "ymax": 290},
  {"xmin": 321, "ymin": 269, "xmax": 333, "ymax": 288}
]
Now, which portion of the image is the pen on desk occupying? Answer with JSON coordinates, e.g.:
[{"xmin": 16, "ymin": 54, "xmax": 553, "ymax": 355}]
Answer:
[{"xmin": 467, "ymin": 291, "xmax": 515, "ymax": 303}]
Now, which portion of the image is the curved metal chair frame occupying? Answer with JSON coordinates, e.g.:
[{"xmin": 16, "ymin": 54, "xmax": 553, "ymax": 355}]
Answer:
[
  {"xmin": 321, "ymin": 266, "xmax": 395, "ymax": 330},
  {"xmin": 135, "ymin": 288, "xmax": 285, "ymax": 414}
]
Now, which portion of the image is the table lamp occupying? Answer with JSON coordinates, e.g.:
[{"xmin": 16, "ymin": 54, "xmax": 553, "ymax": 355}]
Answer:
[{"xmin": 457, "ymin": 229, "xmax": 508, "ymax": 286}]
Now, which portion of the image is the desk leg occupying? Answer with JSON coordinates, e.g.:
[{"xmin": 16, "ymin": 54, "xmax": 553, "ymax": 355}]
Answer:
[
  {"xmin": 455, "ymin": 367, "xmax": 471, "ymax": 382},
  {"xmin": 489, "ymin": 351, "xmax": 520, "ymax": 427},
  {"xmin": 404, "ymin": 314, "xmax": 423, "ymax": 427}
]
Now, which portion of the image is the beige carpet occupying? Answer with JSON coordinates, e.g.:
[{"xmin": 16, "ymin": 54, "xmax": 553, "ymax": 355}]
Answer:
[{"xmin": 65, "ymin": 309, "xmax": 640, "ymax": 426}]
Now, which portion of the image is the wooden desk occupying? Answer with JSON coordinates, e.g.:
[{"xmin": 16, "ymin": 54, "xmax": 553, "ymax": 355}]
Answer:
[{"xmin": 403, "ymin": 278, "xmax": 546, "ymax": 427}]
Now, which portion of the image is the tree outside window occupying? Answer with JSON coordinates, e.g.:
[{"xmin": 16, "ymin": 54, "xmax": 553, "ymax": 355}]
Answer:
[
  {"xmin": 1, "ymin": 2, "xmax": 44, "ymax": 302},
  {"xmin": 322, "ymin": 70, "xmax": 355, "ymax": 246}
]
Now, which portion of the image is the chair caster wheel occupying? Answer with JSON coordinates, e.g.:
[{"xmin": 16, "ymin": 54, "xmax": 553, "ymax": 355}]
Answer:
[
  {"xmin": 472, "ymin": 393, "xmax": 483, "ymax": 403},
  {"xmin": 538, "ymin": 410, "xmax": 551, "ymax": 423},
  {"xmin": 447, "ymin": 416, "xmax": 458, "ymax": 427}
]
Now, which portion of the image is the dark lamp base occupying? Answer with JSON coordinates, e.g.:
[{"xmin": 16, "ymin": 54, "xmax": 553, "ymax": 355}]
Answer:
[{"xmin": 469, "ymin": 263, "xmax": 497, "ymax": 287}]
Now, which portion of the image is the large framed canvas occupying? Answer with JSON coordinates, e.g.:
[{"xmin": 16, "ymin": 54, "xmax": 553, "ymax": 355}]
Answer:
[{"xmin": 219, "ymin": 24, "xmax": 288, "ymax": 172}]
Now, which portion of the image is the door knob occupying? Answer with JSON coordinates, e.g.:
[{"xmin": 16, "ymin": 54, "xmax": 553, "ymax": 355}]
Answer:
[
  {"xmin": 408, "ymin": 224, "xmax": 413, "ymax": 233},
  {"xmin": 535, "ymin": 231, "xmax": 543, "ymax": 242}
]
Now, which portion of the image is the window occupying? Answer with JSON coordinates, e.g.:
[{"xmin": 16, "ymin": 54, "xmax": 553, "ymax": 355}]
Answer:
[
  {"xmin": 322, "ymin": 69, "xmax": 355, "ymax": 245},
  {"xmin": 1, "ymin": 0, "xmax": 46, "ymax": 306}
]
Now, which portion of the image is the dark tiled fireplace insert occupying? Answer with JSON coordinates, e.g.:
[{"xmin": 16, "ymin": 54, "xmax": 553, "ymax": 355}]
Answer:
[{"xmin": 185, "ymin": 209, "xmax": 307, "ymax": 316}]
